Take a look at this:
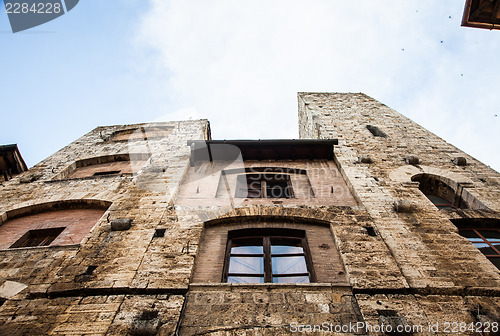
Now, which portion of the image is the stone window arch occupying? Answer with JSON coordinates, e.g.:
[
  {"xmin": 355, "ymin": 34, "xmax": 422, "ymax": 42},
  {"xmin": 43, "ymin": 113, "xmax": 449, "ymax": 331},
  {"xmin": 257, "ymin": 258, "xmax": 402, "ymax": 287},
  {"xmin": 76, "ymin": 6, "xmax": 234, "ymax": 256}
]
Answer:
[
  {"xmin": 109, "ymin": 126, "xmax": 173, "ymax": 142},
  {"xmin": 0, "ymin": 200, "xmax": 111, "ymax": 249},
  {"xmin": 191, "ymin": 216, "xmax": 347, "ymax": 285},
  {"xmin": 412, "ymin": 173, "xmax": 465, "ymax": 209},
  {"xmin": 411, "ymin": 173, "xmax": 488, "ymax": 210},
  {"xmin": 54, "ymin": 153, "xmax": 150, "ymax": 180}
]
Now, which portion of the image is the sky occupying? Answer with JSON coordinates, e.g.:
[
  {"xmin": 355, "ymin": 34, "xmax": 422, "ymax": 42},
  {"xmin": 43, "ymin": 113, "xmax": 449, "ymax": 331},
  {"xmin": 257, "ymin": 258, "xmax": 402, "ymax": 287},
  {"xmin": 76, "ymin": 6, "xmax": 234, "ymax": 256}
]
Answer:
[{"xmin": 0, "ymin": 0, "xmax": 499, "ymax": 172}]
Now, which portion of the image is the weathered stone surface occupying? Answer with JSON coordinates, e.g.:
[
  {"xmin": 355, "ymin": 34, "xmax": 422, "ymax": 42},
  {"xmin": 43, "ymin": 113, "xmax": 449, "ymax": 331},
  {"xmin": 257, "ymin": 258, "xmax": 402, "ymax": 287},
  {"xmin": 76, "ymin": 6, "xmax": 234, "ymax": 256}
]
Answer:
[{"xmin": 0, "ymin": 93, "xmax": 498, "ymax": 335}]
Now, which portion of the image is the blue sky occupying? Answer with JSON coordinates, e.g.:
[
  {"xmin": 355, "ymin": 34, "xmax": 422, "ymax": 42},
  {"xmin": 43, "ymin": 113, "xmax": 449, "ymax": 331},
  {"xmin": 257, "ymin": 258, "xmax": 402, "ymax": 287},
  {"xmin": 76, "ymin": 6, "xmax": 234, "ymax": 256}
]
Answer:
[{"xmin": 1, "ymin": 0, "xmax": 499, "ymax": 172}]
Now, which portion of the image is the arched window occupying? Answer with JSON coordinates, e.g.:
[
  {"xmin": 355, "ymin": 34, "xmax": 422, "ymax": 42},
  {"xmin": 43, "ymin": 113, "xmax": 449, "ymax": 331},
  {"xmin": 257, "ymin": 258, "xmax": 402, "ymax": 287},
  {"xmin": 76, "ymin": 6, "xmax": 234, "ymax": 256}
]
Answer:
[
  {"xmin": 109, "ymin": 126, "xmax": 172, "ymax": 142},
  {"xmin": 412, "ymin": 174, "xmax": 466, "ymax": 210},
  {"xmin": 223, "ymin": 228, "xmax": 314, "ymax": 283},
  {"xmin": 0, "ymin": 200, "xmax": 110, "ymax": 250},
  {"xmin": 54, "ymin": 154, "xmax": 150, "ymax": 180},
  {"xmin": 191, "ymin": 218, "xmax": 347, "ymax": 285}
]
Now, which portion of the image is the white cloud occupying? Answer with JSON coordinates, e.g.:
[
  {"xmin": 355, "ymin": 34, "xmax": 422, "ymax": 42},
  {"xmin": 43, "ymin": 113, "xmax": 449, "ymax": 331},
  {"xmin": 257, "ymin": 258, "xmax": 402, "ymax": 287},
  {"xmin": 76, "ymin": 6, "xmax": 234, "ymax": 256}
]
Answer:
[{"xmin": 136, "ymin": 0, "xmax": 500, "ymax": 171}]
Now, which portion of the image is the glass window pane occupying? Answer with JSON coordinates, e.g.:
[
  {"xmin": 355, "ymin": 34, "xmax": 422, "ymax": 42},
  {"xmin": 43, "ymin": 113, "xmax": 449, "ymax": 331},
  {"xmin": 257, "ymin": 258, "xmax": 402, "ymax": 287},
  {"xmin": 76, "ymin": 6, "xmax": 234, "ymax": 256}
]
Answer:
[
  {"xmin": 273, "ymin": 276, "xmax": 310, "ymax": 284},
  {"xmin": 231, "ymin": 238, "xmax": 263, "ymax": 254},
  {"xmin": 271, "ymin": 238, "xmax": 303, "ymax": 254},
  {"xmin": 229, "ymin": 256, "xmax": 263, "ymax": 274},
  {"xmin": 272, "ymin": 256, "xmax": 307, "ymax": 274},
  {"xmin": 473, "ymin": 243, "xmax": 497, "ymax": 255},
  {"xmin": 427, "ymin": 195, "xmax": 453, "ymax": 206},
  {"xmin": 228, "ymin": 276, "xmax": 264, "ymax": 284},
  {"xmin": 488, "ymin": 257, "xmax": 500, "ymax": 270},
  {"xmin": 231, "ymin": 245, "xmax": 263, "ymax": 254},
  {"xmin": 478, "ymin": 230, "xmax": 500, "ymax": 241}
]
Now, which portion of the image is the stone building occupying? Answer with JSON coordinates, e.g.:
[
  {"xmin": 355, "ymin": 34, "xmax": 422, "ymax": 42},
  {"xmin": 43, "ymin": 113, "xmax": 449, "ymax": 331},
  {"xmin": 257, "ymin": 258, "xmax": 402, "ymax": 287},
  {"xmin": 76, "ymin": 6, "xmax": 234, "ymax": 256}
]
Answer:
[{"xmin": 0, "ymin": 92, "xmax": 499, "ymax": 335}]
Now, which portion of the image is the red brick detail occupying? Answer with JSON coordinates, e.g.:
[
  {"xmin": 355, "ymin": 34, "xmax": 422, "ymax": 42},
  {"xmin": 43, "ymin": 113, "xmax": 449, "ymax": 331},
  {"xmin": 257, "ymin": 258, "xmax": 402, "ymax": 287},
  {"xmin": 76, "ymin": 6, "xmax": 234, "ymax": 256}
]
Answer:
[
  {"xmin": 0, "ymin": 208, "xmax": 106, "ymax": 249},
  {"xmin": 192, "ymin": 221, "xmax": 347, "ymax": 284}
]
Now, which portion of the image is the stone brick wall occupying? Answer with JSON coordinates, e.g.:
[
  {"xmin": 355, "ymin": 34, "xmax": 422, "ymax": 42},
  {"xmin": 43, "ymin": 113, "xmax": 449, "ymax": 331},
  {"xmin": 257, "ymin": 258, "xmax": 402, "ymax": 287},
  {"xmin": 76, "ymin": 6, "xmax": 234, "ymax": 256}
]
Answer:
[
  {"xmin": 298, "ymin": 92, "xmax": 500, "ymax": 333},
  {"xmin": 0, "ymin": 120, "xmax": 209, "ymax": 335},
  {"xmin": 0, "ymin": 92, "xmax": 499, "ymax": 335}
]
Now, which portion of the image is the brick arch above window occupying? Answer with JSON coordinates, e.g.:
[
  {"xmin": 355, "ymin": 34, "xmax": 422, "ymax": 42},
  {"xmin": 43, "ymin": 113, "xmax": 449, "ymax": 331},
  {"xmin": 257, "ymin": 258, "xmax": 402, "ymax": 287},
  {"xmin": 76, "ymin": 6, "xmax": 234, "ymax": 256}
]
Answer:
[
  {"xmin": 411, "ymin": 173, "xmax": 488, "ymax": 210},
  {"xmin": 388, "ymin": 165, "xmax": 488, "ymax": 210},
  {"xmin": 54, "ymin": 153, "xmax": 151, "ymax": 180},
  {"xmin": 388, "ymin": 165, "xmax": 473, "ymax": 185},
  {"xmin": 204, "ymin": 214, "xmax": 331, "ymax": 228},
  {"xmin": 192, "ymin": 218, "xmax": 348, "ymax": 285},
  {"xmin": 0, "ymin": 199, "xmax": 111, "ymax": 250},
  {"xmin": 109, "ymin": 126, "xmax": 173, "ymax": 142}
]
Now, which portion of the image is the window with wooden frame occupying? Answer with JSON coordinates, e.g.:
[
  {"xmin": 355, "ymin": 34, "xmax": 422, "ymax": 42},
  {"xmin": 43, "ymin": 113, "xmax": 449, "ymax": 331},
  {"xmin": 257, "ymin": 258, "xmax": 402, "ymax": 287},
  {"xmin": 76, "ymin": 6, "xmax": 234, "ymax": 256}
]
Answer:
[
  {"xmin": 459, "ymin": 228, "xmax": 500, "ymax": 270},
  {"xmin": 235, "ymin": 173, "xmax": 293, "ymax": 199},
  {"xmin": 222, "ymin": 228, "xmax": 315, "ymax": 283},
  {"xmin": 10, "ymin": 227, "xmax": 65, "ymax": 248}
]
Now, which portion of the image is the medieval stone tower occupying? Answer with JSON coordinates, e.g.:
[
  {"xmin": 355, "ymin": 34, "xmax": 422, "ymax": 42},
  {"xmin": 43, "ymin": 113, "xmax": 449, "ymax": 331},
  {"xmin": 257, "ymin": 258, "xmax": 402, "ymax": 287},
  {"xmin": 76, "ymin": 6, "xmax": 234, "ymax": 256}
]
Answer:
[{"xmin": 0, "ymin": 93, "xmax": 498, "ymax": 335}]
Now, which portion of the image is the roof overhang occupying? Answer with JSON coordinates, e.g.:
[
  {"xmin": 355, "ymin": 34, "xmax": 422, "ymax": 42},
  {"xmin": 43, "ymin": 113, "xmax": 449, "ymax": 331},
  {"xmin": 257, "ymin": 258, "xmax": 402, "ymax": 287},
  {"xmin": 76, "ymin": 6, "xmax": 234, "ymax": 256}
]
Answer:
[
  {"xmin": 187, "ymin": 139, "xmax": 338, "ymax": 166},
  {"xmin": 0, "ymin": 144, "xmax": 27, "ymax": 176},
  {"xmin": 462, "ymin": 0, "xmax": 500, "ymax": 30}
]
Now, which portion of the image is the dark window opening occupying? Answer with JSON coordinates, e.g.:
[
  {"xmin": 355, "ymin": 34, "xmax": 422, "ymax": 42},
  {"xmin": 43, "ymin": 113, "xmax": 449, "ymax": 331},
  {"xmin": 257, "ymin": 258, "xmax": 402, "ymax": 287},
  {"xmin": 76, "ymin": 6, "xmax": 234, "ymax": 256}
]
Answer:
[
  {"xmin": 365, "ymin": 226, "xmax": 377, "ymax": 237},
  {"xmin": 10, "ymin": 227, "xmax": 65, "ymax": 248},
  {"xmin": 366, "ymin": 125, "xmax": 387, "ymax": 138},
  {"xmin": 412, "ymin": 174, "xmax": 467, "ymax": 210},
  {"xmin": 93, "ymin": 170, "xmax": 121, "ymax": 176},
  {"xmin": 426, "ymin": 195, "xmax": 456, "ymax": 210},
  {"xmin": 235, "ymin": 173, "xmax": 293, "ymax": 199},
  {"xmin": 223, "ymin": 228, "xmax": 314, "ymax": 283},
  {"xmin": 459, "ymin": 228, "xmax": 500, "ymax": 270},
  {"xmin": 154, "ymin": 228, "xmax": 166, "ymax": 237}
]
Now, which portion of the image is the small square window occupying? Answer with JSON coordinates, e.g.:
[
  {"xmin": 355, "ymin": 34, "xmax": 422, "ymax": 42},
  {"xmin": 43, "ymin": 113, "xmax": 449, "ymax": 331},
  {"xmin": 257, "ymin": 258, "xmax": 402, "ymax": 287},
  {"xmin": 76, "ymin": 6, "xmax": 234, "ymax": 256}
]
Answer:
[{"xmin": 10, "ymin": 227, "xmax": 65, "ymax": 248}]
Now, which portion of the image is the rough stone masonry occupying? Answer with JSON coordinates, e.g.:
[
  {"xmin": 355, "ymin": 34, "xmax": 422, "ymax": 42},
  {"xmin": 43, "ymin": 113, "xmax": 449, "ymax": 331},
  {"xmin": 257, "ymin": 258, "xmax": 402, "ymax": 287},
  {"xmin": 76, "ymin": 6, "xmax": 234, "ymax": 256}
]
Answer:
[{"xmin": 0, "ymin": 93, "xmax": 498, "ymax": 335}]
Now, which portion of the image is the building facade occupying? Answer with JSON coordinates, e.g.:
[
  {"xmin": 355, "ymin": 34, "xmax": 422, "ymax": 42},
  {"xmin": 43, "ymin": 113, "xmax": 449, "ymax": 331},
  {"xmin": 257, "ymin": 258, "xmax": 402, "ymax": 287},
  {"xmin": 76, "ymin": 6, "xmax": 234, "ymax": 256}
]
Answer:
[{"xmin": 0, "ymin": 93, "xmax": 498, "ymax": 335}]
